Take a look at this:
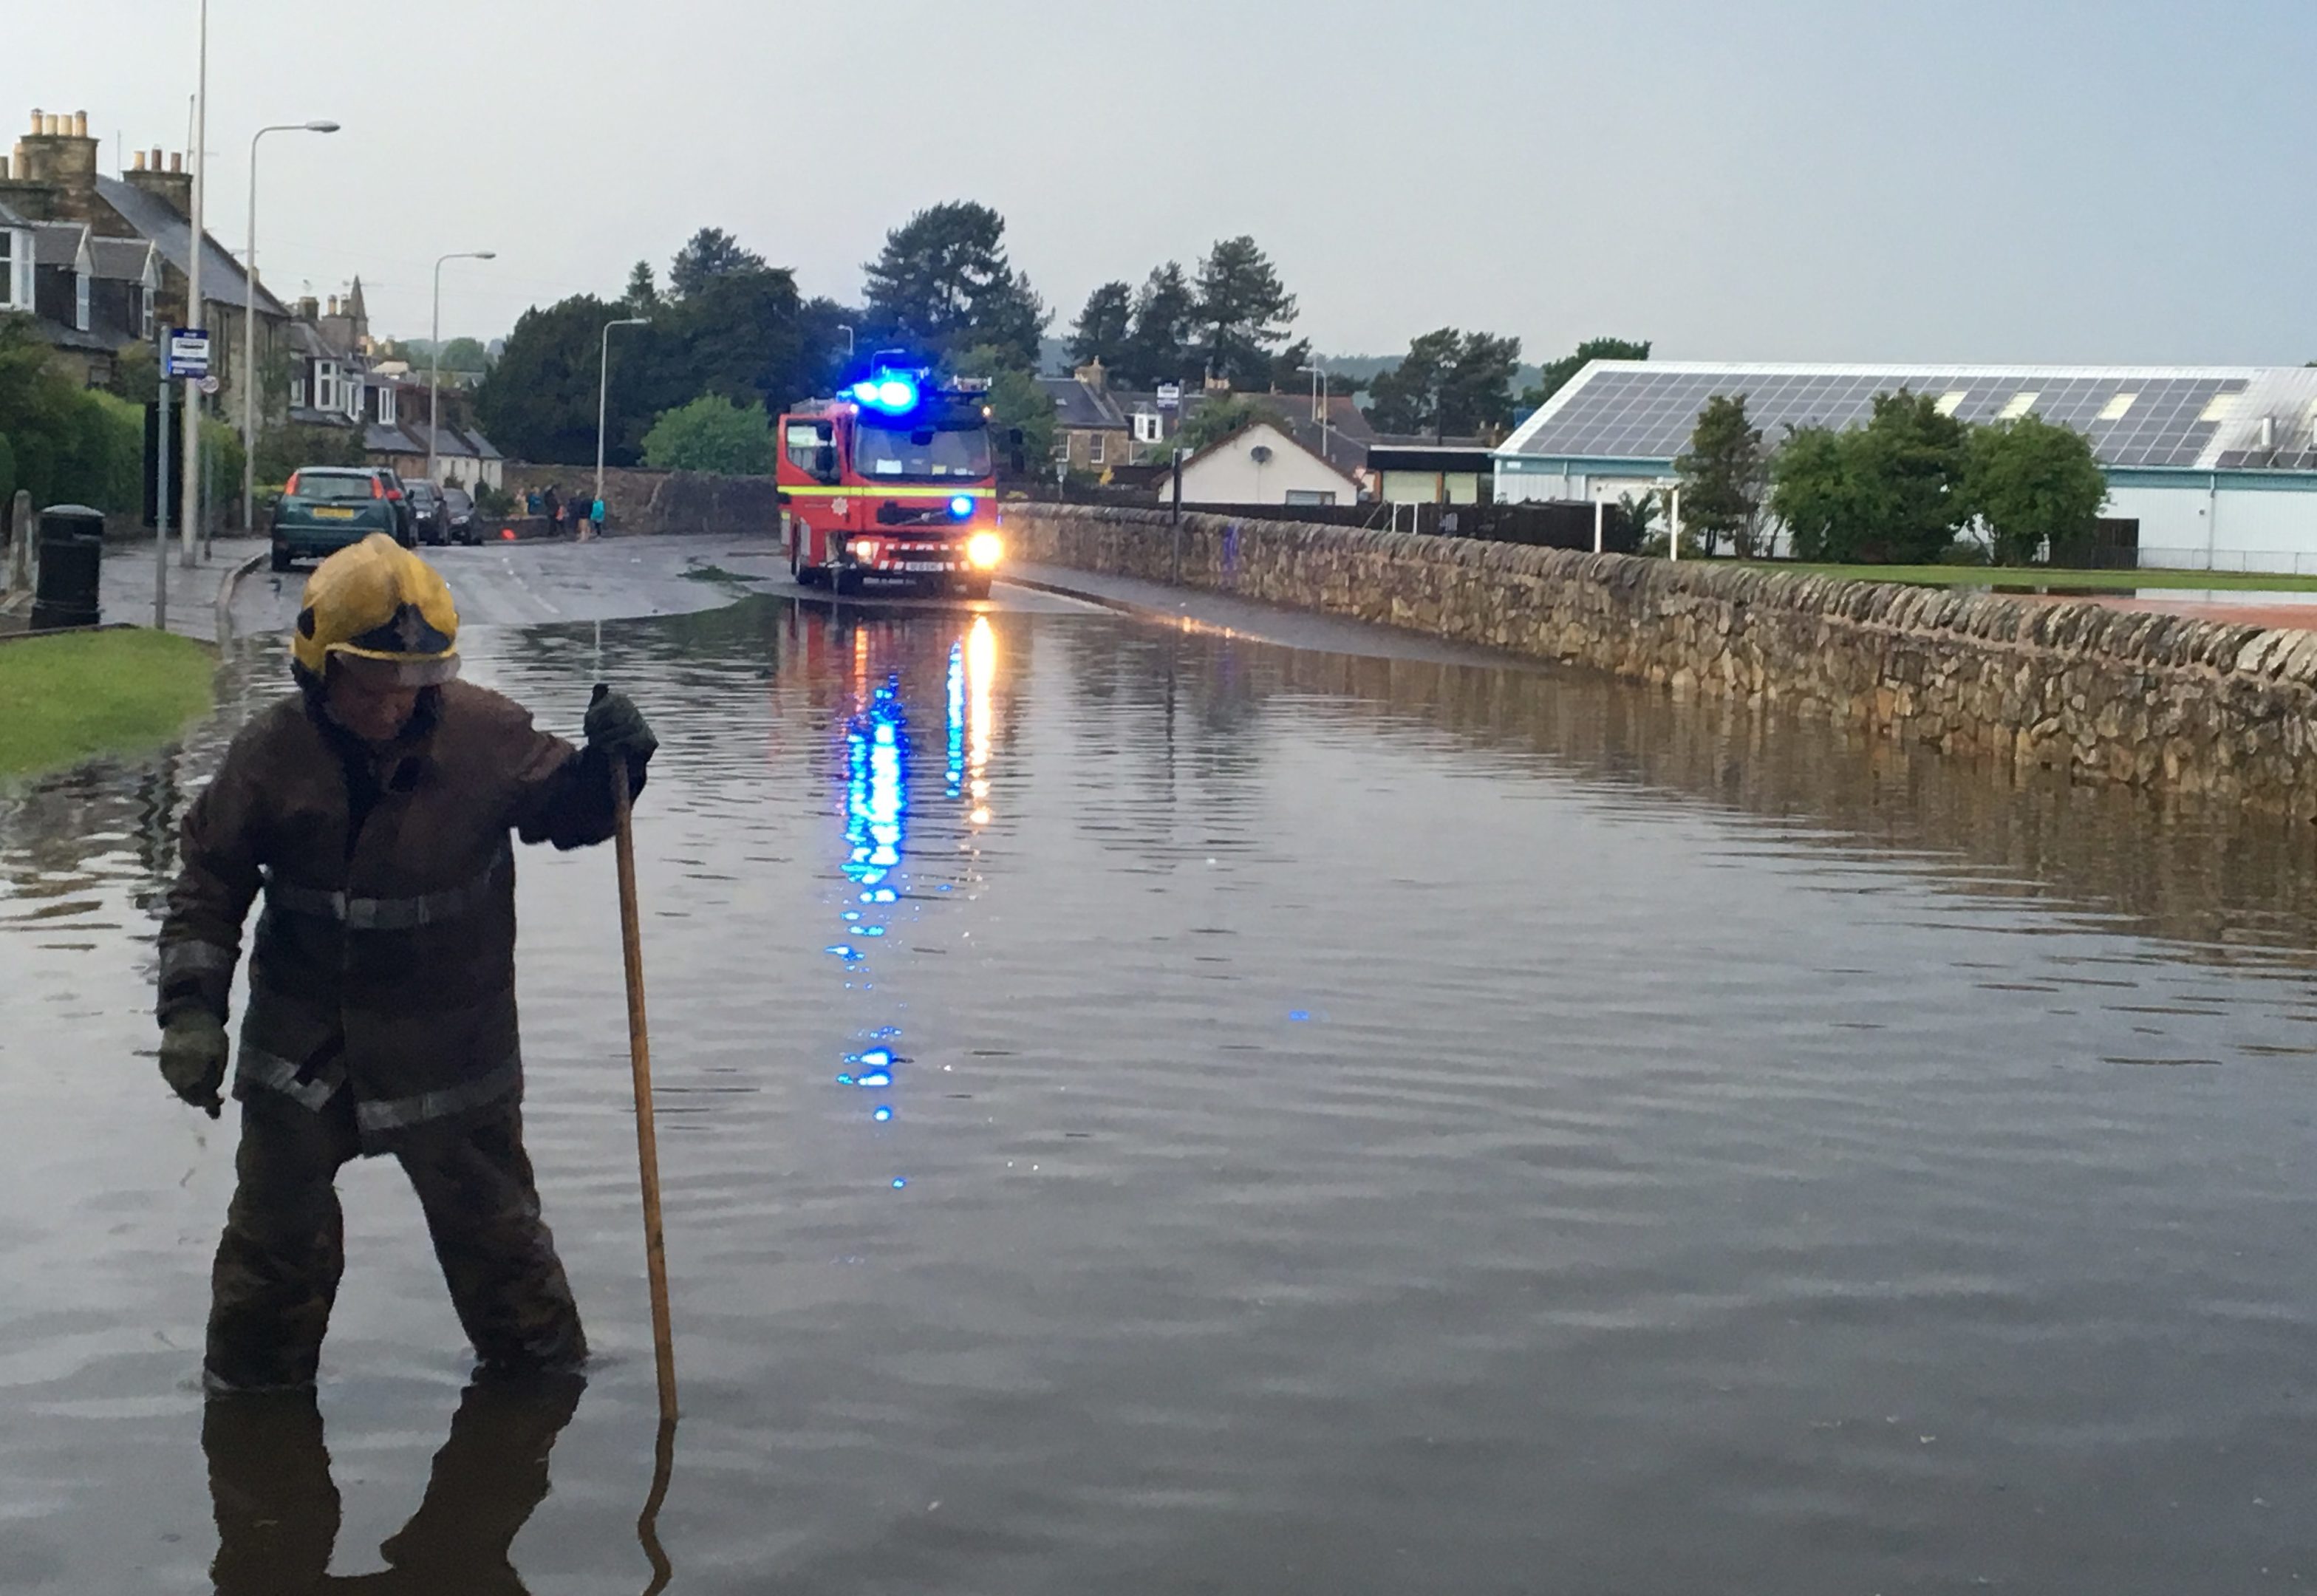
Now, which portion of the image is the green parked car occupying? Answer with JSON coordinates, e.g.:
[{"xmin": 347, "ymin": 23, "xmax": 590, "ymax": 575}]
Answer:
[{"xmin": 269, "ymin": 467, "xmax": 414, "ymax": 571}]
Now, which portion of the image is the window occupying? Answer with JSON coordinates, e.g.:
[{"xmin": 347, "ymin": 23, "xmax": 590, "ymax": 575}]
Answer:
[
  {"xmin": 288, "ymin": 377, "xmax": 307, "ymax": 409},
  {"xmin": 377, "ymin": 386, "xmax": 397, "ymax": 426},
  {"xmin": 1283, "ymin": 489, "xmax": 1338, "ymax": 506},
  {"xmin": 74, "ymin": 268, "xmax": 90, "ymax": 332},
  {"xmin": 139, "ymin": 283, "xmax": 154, "ymax": 340},
  {"xmin": 1934, "ymin": 391, "xmax": 1967, "ymax": 417},
  {"xmin": 315, "ymin": 361, "xmax": 338, "ymax": 412},
  {"xmin": 2200, "ymin": 392, "xmax": 2239, "ymax": 423},
  {"xmin": 0, "ymin": 231, "xmax": 16, "ymax": 310},
  {"xmin": 1133, "ymin": 410, "xmax": 1162, "ymax": 444},
  {"xmin": 1088, "ymin": 432, "xmax": 1106, "ymax": 466},
  {"xmin": 785, "ymin": 421, "xmax": 827, "ymax": 475},
  {"xmin": 345, "ymin": 376, "xmax": 363, "ymax": 421}
]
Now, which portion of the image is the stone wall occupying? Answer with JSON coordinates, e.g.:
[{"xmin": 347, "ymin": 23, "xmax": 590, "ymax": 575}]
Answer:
[
  {"xmin": 1003, "ymin": 505, "xmax": 2317, "ymax": 816},
  {"xmin": 502, "ymin": 464, "xmax": 779, "ymax": 539}
]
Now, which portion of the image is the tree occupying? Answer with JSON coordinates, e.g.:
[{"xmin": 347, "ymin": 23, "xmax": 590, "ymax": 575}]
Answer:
[
  {"xmin": 669, "ymin": 228, "xmax": 766, "ymax": 299},
  {"xmin": 1192, "ymin": 236, "xmax": 1297, "ymax": 389},
  {"xmin": 1965, "ymin": 415, "xmax": 2108, "ymax": 566},
  {"xmin": 476, "ymin": 294, "xmax": 622, "ymax": 464},
  {"xmin": 641, "ymin": 395, "xmax": 777, "ymax": 474},
  {"xmin": 1849, "ymin": 390, "xmax": 1973, "ymax": 563},
  {"xmin": 1120, "ymin": 262, "xmax": 1196, "ymax": 389},
  {"xmin": 624, "ymin": 261, "xmax": 661, "ymax": 316},
  {"xmin": 949, "ymin": 344, "xmax": 1056, "ymax": 477},
  {"xmin": 437, "ymin": 337, "xmax": 491, "ymax": 376},
  {"xmin": 1767, "ymin": 425, "xmax": 1863, "ymax": 562},
  {"xmin": 862, "ymin": 201, "xmax": 1048, "ymax": 368},
  {"xmin": 1068, "ymin": 282, "xmax": 1134, "ymax": 371},
  {"xmin": 1674, "ymin": 394, "xmax": 1769, "ymax": 557},
  {"xmin": 254, "ymin": 421, "xmax": 365, "ymax": 487},
  {"xmin": 1173, "ymin": 393, "xmax": 1269, "ymax": 456},
  {"xmin": 1366, "ymin": 327, "xmax": 1523, "ymax": 438},
  {"xmin": 1521, "ymin": 337, "xmax": 1651, "ymax": 413}
]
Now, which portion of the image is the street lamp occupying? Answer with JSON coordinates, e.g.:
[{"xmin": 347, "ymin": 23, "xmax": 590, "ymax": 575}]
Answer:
[
  {"xmin": 242, "ymin": 119, "xmax": 339, "ymax": 534},
  {"xmin": 597, "ymin": 316, "xmax": 649, "ymax": 516},
  {"xmin": 427, "ymin": 250, "xmax": 495, "ymax": 487}
]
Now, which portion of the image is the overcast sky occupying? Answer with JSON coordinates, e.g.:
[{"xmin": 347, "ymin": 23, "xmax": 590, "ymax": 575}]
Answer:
[{"xmin": 9, "ymin": 0, "xmax": 2313, "ymax": 366}]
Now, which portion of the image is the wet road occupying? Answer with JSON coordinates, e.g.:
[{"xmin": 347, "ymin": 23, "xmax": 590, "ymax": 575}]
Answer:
[{"xmin": 7, "ymin": 545, "xmax": 2317, "ymax": 1592}]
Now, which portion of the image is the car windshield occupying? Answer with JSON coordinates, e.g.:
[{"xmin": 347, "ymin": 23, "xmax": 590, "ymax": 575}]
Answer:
[
  {"xmin": 408, "ymin": 485, "xmax": 438, "ymax": 505},
  {"xmin": 443, "ymin": 491, "xmax": 472, "ymax": 511},
  {"xmin": 851, "ymin": 420, "xmax": 992, "ymax": 482},
  {"xmin": 293, "ymin": 473, "xmax": 377, "ymax": 502}
]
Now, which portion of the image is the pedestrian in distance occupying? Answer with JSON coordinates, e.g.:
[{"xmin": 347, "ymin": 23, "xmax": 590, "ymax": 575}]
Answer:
[
  {"xmin": 525, "ymin": 488, "xmax": 542, "ymax": 517},
  {"xmin": 542, "ymin": 485, "xmax": 561, "ymax": 536},
  {"xmin": 589, "ymin": 495, "xmax": 607, "ymax": 539},
  {"xmin": 154, "ymin": 533, "xmax": 660, "ymax": 1391}
]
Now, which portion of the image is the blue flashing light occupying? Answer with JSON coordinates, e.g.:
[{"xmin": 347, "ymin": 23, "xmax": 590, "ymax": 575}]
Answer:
[
  {"xmin": 949, "ymin": 494, "xmax": 975, "ymax": 519},
  {"xmin": 861, "ymin": 1049, "xmax": 893, "ymax": 1068},
  {"xmin": 859, "ymin": 1071, "xmax": 892, "ymax": 1088},
  {"xmin": 851, "ymin": 372, "xmax": 921, "ymax": 414},
  {"xmin": 892, "ymin": 1178, "xmax": 908, "ymax": 1189},
  {"xmin": 873, "ymin": 1106, "xmax": 893, "ymax": 1122}
]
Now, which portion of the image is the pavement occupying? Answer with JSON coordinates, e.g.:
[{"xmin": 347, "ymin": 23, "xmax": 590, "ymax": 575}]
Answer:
[{"xmin": 1, "ymin": 534, "xmax": 265, "ymax": 641}]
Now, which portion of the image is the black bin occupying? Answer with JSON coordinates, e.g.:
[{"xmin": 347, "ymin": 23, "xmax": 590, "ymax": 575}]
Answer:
[{"xmin": 31, "ymin": 505, "xmax": 104, "ymax": 632}]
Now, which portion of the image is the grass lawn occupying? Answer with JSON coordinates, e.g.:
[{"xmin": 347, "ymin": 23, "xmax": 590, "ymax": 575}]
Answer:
[
  {"xmin": 0, "ymin": 628, "xmax": 215, "ymax": 781},
  {"xmin": 1727, "ymin": 562, "xmax": 2317, "ymax": 593}
]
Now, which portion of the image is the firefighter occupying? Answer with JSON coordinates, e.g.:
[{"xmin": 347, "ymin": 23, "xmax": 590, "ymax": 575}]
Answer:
[{"xmin": 154, "ymin": 533, "xmax": 658, "ymax": 1391}]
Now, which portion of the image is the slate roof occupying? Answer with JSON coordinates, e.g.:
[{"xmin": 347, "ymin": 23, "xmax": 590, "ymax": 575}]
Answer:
[
  {"xmin": 95, "ymin": 176, "xmax": 287, "ymax": 318},
  {"xmin": 28, "ymin": 220, "xmax": 87, "ymax": 267},
  {"xmin": 1037, "ymin": 375, "xmax": 1127, "ymax": 430},
  {"xmin": 86, "ymin": 236, "xmax": 155, "ymax": 282}
]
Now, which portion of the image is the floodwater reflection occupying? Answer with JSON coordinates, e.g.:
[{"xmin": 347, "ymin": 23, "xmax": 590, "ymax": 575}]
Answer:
[{"xmin": 203, "ymin": 1372, "xmax": 581, "ymax": 1595}]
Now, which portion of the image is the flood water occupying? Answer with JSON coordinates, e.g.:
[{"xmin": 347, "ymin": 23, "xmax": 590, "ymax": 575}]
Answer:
[{"xmin": 6, "ymin": 586, "xmax": 2317, "ymax": 1592}]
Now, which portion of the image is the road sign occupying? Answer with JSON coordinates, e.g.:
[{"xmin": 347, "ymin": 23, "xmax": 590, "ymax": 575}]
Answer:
[
  {"xmin": 166, "ymin": 328, "xmax": 211, "ymax": 379},
  {"xmin": 197, "ymin": 374, "xmax": 221, "ymax": 396},
  {"xmin": 1156, "ymin": 382, "xmax": 1182, "ymax": 410}
]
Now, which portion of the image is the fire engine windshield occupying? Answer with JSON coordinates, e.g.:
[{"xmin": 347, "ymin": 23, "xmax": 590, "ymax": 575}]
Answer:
[{"xmin": 852, "ymin": 420, "xmax": 993, "ymax": 482}]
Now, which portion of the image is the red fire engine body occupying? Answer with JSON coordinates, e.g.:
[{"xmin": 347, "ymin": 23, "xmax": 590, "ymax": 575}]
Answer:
[{"xmin": 777, "ymin": 369, "xmax": 1003, "ymax": 598}]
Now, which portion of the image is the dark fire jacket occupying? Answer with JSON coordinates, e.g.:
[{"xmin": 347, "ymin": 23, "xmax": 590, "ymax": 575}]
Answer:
[{"xmin": 157, "ymin": 681, "xmax": 637, "ymax": 1151}]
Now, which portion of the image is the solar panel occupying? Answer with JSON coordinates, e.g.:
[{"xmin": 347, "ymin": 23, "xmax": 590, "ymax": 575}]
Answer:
[{"xmin": 1512, "ymin": 367, "xmax": 2252, "ymax": 471}]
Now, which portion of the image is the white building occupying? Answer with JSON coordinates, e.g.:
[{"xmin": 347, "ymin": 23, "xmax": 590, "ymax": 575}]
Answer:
[
  {"xmin": 1495, "ymin": 362, "xmax": 2317, "ymax": 573},
  {"xmin": 1161, "ymin": 420, "xmax": 1365, "ymax": 508}
]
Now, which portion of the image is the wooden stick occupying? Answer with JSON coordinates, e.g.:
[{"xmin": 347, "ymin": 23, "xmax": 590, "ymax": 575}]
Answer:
[{"xmin": 612, "ymin": 760, "xmax": 679, "ymax": 1423}]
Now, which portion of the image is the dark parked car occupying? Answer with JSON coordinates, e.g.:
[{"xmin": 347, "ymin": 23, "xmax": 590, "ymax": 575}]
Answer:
[
  {"xmin": 269, "ymin": 467, "xmax": 414, "ymax": 570},
  {"xmin": 443, "ymin": 486, "xmax": 478, "ymax": 545},
  {"xmin": 406, "ymin": 480, "xmax": 447, "ymax": 546}
]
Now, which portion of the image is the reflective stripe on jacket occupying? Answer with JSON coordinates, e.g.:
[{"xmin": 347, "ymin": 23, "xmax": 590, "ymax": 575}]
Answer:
[{"xmin": 157, "ymin": 681, "xmax": 632, "ymax": 1150}]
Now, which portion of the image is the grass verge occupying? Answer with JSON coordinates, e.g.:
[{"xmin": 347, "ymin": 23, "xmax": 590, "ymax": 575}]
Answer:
[
  {"xmin": 1727, "ymin": 562, "xmax": 2317, "ymax": 593},
  {"xmin": 0, "ymin": 629, "xmax": 215, "ymax": 780}
]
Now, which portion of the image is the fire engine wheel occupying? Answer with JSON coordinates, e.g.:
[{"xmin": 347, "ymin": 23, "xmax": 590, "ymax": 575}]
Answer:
[{"xmin": 955, "ymin": 576, "xmax": 992, "ymax": 601}]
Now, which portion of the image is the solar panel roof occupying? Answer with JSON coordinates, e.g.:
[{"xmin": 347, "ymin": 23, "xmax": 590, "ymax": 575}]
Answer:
[{"xmin": 1500, "ymin": 363, "xmax": 2317, "ymax": 474}]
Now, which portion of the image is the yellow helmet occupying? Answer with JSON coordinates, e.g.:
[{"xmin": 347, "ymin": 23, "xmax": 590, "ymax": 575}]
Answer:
[{"xmin": 292, "ymin": 533, "xmax": 461, "ymax": 686}]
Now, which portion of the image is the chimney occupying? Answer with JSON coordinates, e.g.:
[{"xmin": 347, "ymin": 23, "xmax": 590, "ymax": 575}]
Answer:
[
  {"xmin": 125, "ymin": 149, "xmax": 194, "ymax": 218},
  {"xmin": 13, "ymin": 103, "xmax": 100, "ymax": 215},
  {"xmin": 1074, "ymin": 358, "xmax": 1108, "ymax": 392},
  {"xmin": 131, "ymin": 149, "xmax": 146, "ymax": 171},
  {"xmin": 297, "ymin": 295, "xmax": 320, "ymax": 323},
  {"xmin": 168, "ymin": 151, "xmax": 182, "ymax": 173}
]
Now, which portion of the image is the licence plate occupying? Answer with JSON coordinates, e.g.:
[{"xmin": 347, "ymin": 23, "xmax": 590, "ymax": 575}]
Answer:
[
  {"xmin": 895, "ymin": 561, "xmax": 951, "ymax": 572},
  {"xmin": 313, "ymin": 507, "xmax": 356, "ymax": 519}
]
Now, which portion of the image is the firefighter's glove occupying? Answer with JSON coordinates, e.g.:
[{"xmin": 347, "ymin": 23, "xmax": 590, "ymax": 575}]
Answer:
[
  {"xmin": 586, "ymin": 685, "xmax": 658, "ymax": 769},
  {"xmin": 159, "ymin": 1012, "xmax": 228, "ymax": 1119}
]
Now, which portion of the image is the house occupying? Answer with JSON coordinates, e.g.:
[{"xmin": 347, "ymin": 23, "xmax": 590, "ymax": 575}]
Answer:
[
  {"xmin": 1037, "ymin": 361, "xmax": 1133, "ymax": 475},
  {"xmin": 273, "ymin": 291, "xmax": 505, "ymax": 491},
  {"xmin": 1369, "ymin": 436, "xmax": 1495, "ymax": 505},
  {"xmin": 0, "ymin": 107, "xmax": 290, "ymax": 418},
  {"xmin": 1495, "ymin": 359, "xmax": 2317, "ymax": 571},
  {"xmin": 1160, "ymin": 417, "xmax": 1365, "ymax": 508}
]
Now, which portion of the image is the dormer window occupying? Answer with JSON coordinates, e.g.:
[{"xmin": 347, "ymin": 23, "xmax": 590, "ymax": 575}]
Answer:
[
  {"xmin": 345, "ymin": 377, "xmax": 363, "ymax": 421},
  {"xmin": 139, "ymin": 282, "xmax": 154, "ymax": 340},
  {"xmin": 378, "ymin": 386, "xmax": 397, "ymax": 426},
  {"xmin": 75, "ymin": 267, "xmax": 90, "ymax": 332},
  {"xmin": 0, "ymin": 231, "xmax": 18, "ymax": 310},
  {"xmin": 315, "ymin": 361, "xmax": 338, "ymax": 412}
]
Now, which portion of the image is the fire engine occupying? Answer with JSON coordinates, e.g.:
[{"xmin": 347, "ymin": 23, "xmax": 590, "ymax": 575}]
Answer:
[{"xmin": 777, "ymin": 364, "xmax": 1006, "ymax": 599}]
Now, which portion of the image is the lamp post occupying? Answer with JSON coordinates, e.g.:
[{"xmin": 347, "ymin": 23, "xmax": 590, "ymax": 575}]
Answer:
[
  {"xmin": 598, "ymin": 316, "xmax": 649, "ymax": 516},
  {"xmin": 179, "ymin": 0, "xmax": 208, "ymax": 567},
  {"xmin": 427, "ymin": 250, "xmax": 495, "ymax": 487},
  {"xmin": 242, "ymin": 119, "xmax": 338, "ymax": 535}
]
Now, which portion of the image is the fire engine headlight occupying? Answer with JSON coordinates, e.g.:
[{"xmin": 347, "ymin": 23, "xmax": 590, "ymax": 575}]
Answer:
[
  {"xmin": 949, "ymin": 494, "xmax": 975, "ymax": 519},
  {"xmin": 966, "ymin": 531, "xmax": 1003, "ymax": 570},
  {"xmin": 850, "ymin": 539, "xmax": 879, "ymax": 561}
]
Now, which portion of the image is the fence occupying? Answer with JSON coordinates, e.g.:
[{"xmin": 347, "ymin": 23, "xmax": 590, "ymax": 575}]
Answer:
[{"xmin": 1011, "ymin": 486, "xmax": 1641, "ymax": 555}]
